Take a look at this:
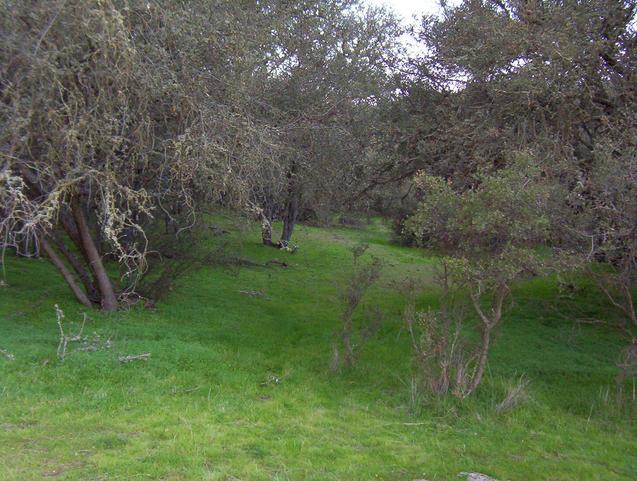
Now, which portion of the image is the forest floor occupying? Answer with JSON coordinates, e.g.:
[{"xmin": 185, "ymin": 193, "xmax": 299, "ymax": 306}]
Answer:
[{"xmin": 0, "ymin": 218, "xmax": 635, "ymax": 481}]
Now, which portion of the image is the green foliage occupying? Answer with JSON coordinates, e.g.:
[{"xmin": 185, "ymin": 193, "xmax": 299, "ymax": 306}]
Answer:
[
  {"xmin": 406, "ymin": 155, "xmax": 554, "ymax": 284},
  {"xmin": 403, "ymin": 157, "xmax": 561, "ymax": 396},
  {"xmin": 369, "ymin": 0, "xmax": 636, "ymax": 257}
]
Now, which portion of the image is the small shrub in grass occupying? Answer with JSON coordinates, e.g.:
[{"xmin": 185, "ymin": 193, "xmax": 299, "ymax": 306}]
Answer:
[
  {"xmin": 332, "ymin": 243, "xmax": 383, "ymax": 370},
  {"xmin": 404, "ymin": 268, "xmax": 470, "ymax": 397},
  {"xmin": 404, "ymin": 156, "xmax": 556, "ymax": 397}
]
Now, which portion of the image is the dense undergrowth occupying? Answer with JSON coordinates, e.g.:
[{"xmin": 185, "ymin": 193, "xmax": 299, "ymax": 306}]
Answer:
[{"xmin": 0, "ymin": 218, "xmax": 635, "ymax": 480}]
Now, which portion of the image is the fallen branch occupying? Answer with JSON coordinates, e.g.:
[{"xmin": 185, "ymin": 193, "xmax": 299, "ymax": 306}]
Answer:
[
  {"xmin": 239, "ymin": 289, "xmax": 271, "ymax": 300},
  {"xmin": 232, "ymin": 257, "xmax": 288, "ymax": 268},
  {"xmin": 240, "ymin": 289, "xmax": 263, "ymax": 297},
  {"xmin": 118, "ymin": 353, "xmax": 151, "ymax": 364},
  {"xmin": 55, "ymin": 306, "xmax": 88, "ymax": 361}
]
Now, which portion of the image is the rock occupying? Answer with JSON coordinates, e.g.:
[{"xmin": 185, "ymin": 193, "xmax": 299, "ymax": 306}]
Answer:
[{"xmin": 459, "ymin": 473, "xmax": 501, "ymax": 481}]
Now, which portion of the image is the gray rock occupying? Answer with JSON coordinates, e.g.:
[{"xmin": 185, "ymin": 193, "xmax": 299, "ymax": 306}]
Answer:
[{"xmin": 458, "ymin": 473, "xmax": 501, "ymax": 481}]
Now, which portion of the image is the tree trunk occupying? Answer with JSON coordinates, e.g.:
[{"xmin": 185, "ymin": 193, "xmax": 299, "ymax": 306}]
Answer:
[
  {"xmin": 280, "ymin": 161, "xmax": 299, "ymax": 245},
  {"xmin": 438, "ymin": 262, "xmax": 452, "ymax": 393},
  {"xmin": 259, "ymin": 202, "xmax": 275, "ymax": 246},
  {"xmin": 341, "ymin": 306, "xmax": 356, "ymax": 368},
  {"xmin": 465, "ymin": 327, "xmax": 492, "ymax": 396},
  {"xmin": 40, "ymin": 237, "xmax": 92, "ymax": 308},
  {"xmin": 464, "ymin": 282, "xmax": 508, "ymax": 396},
  {"xmin": 50, "ymin": 234, "xmax": 100, "ymax": 303},
  {"xmin": 281, "ymin": 197, "xmax": 298, "ymax": 244},
  {"xmin": 71, "ymin": 199, "xmax": 118, "ymax": 311}
]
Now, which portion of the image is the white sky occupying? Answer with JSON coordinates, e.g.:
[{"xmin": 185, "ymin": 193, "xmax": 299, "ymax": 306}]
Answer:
[
  {"xmin": 367, "ymin": 0, "xmax": 448, "ymax": 22},
  {"xmin": 365, "ymin": 0, "xmax": 456, "ymax": 55}
]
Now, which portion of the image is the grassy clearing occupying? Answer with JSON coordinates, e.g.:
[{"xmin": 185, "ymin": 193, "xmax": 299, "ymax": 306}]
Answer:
[{"xmin": 0, "ymin": 219, "xmax": 635, "ymax": 481}]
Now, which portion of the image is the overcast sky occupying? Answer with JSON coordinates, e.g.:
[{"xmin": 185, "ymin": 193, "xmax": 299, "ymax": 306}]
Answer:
[
  {"xmin": 365, "ymin": 0, "xmax": 456, "ymax": 54},
  {"xmin": 366, "ymin": 0, "xmax": 447, "ymax": 21}
]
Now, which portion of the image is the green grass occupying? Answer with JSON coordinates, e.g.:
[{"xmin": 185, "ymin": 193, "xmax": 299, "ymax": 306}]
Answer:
[{"xmin": 0, "ymin": 218, "xmax": 635, "ymax": 481}]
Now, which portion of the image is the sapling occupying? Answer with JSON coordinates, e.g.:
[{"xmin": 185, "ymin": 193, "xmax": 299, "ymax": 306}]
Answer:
[
  {"xmin": 404, "ymin": 155, "xmax": 554, "ymax": 396},
  {"xmin": 333, "ymin": 243, "xmax": 383, "ymax": 370}
]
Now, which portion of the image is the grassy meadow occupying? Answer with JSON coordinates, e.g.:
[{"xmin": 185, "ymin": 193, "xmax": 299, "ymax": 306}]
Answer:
[{"xmin": 0, "ymin": 218, "xmax": 635, "ymax": 481}]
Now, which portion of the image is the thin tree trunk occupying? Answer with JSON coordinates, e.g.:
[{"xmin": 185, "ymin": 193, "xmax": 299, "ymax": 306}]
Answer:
[
  {"xmin": 71, "ymin": 199, "xmax": 118, "ymax": 311},
  {"xmin": 341, "ymin": 306, "xmax": 355, "ymax": 368},
  {"xmin": 59, "ymin": 208, "xmax": 83, "ymax": 254},
  {"xmin": 465, "ymin": 282, "xmax": 508, "ymax": 396},
  {"xmin": 50, "ymin": 234, "xmax": 99, "ymax": 302},
  {"xmin": 281, "ymin": 191, "xmax": 299, "ymax": 244},
  {"xmin": 41, "ymin": 237, "xmax": 92, "ymax": 308},
  {"xmin": 438, "ymin": 262, "xmax": 452, "ymax": 393},
  {"xmin": 280, "ymin": 161, "xmax": 299, "ymax": 245},
  {"xmin": 465, "ymin": 328, "xmax": 492, "ymax": 396}
]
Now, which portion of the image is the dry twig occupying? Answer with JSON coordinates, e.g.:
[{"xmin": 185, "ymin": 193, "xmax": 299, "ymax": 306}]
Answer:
[{"xmin": 118, "ymin": 353, "xmax": 151, "ymax": 364}]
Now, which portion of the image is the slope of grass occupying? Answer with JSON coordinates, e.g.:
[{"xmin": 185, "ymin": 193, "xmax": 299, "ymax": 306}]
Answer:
[{"xmin": 0, "ymin": 219, "xmax": 635, "ymax": 481}]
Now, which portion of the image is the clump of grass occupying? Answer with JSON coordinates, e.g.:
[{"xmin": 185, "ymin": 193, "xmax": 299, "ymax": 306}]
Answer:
[{"xmin": 495, "ymin": 375, "xmax": 531, "ymax": 415}]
